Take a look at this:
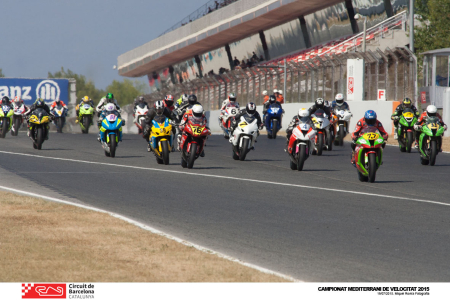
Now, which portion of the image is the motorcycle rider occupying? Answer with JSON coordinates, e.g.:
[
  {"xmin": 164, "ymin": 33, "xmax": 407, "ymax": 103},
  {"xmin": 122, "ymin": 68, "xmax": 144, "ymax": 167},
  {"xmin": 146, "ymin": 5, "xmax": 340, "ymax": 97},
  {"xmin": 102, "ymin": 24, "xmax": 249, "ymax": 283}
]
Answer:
[
  {"xmin": 142, "ymin": 100, "xmax": 176, "ymax": 152},
  {"xmin": 97, "ymin": 93, "xmax": 122, "ymax": 128},
  {"xmin": 330, "ymin": 93, "xmax": 350, "ymax": 112},
  {"xmin": 391, "ymin": 98, "xmax": 420, "ymax": 142},
  {"xmin": 413, "ymin": 105, "xmax": 448, "ymax": 152},
  {"xmin": 308, "ymin": 97, "xmax": 333, "ymax": 117},
  {"xmin": 50, "ymin": 98, "xmax": 67, "ymax": 111},
  {"xmin": 219, "ymin": 93, "xmax": 240, "ymax": 134},
  {"xmin": 175, "ymin": 93, "xmax": 188, "ymax": 109},
  {"xmin": 24, "ymin": 98, "xmax": 55, "ymax": 140},
  {"xmin": 277, "ymin": 90, "xmax": 284, "ymax": 104},
  {"xmin": 75, "ymin": 96, "xmax": 95, "ymax": 123},
  {"xmin": 13, "ymin": 96, "xmax": 30, "ymax": 114},
  {"xmin": 229, "ymin": 102, "xmax": 263, "ymax": 149},
  {"xmin": 1, "ymin": 96, "xmax": 14, "ymax": 110},
  {"xmin": 175, "ymin": 94, "xmax": 201, "ymax": 121},
  {"xmin": 133, "ymin": 96, "xmax": 148, "ymax": 113},
  {"xmin": 163, "ymin": 94, "xmax": 176, "ymax": 112},
  {"xmin": 177, "ymin": 104, "xmax": 209, "ymax": 156},
  {"xmin": 284, "ymin": 108, "xmax": 312, "ymax": 152},
  {"xmin": 262, "ymin": 95, "xmax": 283, "ymax": 126},
  {"xmin": 350, "ymin": 110, "xmax": 389, "ymax": 166}
]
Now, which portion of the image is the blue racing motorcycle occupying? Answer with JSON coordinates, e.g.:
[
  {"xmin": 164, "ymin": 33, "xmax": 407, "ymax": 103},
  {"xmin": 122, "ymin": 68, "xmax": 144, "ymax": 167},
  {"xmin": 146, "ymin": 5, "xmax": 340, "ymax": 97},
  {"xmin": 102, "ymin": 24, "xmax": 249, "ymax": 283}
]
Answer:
[
  {"xmin": 99, "ymin": 104, "xmax": 123, "ymax": 158},
  {"xmin": 265, "ymin": 103, "xmax": 283, "ymax": 139}
]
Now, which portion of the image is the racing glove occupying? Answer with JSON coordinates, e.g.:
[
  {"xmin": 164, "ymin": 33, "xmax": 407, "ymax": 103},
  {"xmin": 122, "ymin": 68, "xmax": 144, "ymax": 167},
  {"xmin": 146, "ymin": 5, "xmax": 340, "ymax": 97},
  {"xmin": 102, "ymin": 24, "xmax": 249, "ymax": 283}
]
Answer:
[
  {"xmin": 444, "ymin": 125, "xmax": 448, "ymax": 131},
  {"xmin": 414, "ymin": 124, "xmax": 422, "ymax": 131}
]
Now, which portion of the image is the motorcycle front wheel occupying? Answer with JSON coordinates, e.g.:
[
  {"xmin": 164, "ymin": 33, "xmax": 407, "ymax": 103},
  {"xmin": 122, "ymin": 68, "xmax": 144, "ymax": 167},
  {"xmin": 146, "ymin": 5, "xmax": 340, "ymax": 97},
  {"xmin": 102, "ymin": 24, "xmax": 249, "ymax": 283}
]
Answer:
[
  {"xmin": 317, "ymin": 133, "xmax": 323, "ymax": 156},
  {"xmin": 1, "ymin": 118, "xmax": 8, "ymax": 138},
  {"xmin": 36, "ymin": 126, "xmax": 44, "ymax": 150},
  {"xmin": 239, "ymin": 138, "xmax": 249, "ymax": 161},
  {"xmin": 109, "ymin": 133, "xmax": 117, "ymax": 158},
  {"xmin": 272, "ymin": 119, "xmax": 278, "ymax": 139},
  {"xmin": 82, "ymin": 115, "xmax": 91, "ymax": 134},
  {"xmin": 338, "ymin": 125, "xmax": 345, "ymax": 146},
  {"xmin": 161, "ymin": 140, "xmax": 170, "ymax": 165},
  {"xmin": 297, "ymin": 144, "xmax": 306, "ymax": 171},
  {"xmin": 368, "ymin": 153, "xmax": 377, "ymax": 183},
  {"xmin": 430, "ymin": 140, "xmax": 437, "ymax": 166},
  {"xmin": 406, "ymin": 131, "xmax": 414, "ymax": 153},
  {"xmin": 187, "ymin": 143, "xmax": 197, "ymax": 169},
  {"xmin": 57, "ymin": 118, "xmax": 63, "ymax": 133}
]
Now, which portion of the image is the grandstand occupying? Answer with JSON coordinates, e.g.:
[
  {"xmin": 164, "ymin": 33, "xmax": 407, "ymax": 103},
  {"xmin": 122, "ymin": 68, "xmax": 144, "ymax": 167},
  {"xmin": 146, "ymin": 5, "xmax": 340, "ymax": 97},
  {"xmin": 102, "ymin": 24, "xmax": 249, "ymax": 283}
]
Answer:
[{"xmin": 118, "ymin": 0, "xmax": 410, "ymax": 97}]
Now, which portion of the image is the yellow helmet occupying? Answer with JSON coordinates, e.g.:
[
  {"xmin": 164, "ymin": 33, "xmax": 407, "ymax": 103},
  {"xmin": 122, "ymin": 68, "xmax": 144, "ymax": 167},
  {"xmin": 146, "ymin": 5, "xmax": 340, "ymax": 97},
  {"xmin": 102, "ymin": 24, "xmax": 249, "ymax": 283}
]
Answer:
[{"xmin": 82, "ymin": 96, "xmax": 90, "ymax": 103}]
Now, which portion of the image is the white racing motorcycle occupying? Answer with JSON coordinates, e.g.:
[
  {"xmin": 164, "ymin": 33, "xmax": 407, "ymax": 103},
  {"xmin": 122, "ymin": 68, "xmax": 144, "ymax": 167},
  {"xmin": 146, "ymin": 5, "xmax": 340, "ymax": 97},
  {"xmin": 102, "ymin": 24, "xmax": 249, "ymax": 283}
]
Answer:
[
  {"xmin": 287, "ymin": 118, "xmax": 317, "ymax": 171},
  {"xmin": 219, "ymin": 103, "xmax": 239, "ymax": 139},
  {"xmin": 311, "ymin": 109, "xmax": 333, "ymax": 155},
  {"xmin": 12, "ymin": 103, "xmax": 26, "ymax": 136},
  {"xmin": 229, "ymin": 115, "xmax": 259, "ymax": 161},
  {"xmin": 334, "ymin": 108, "xmax": 352, "ymax": 146},
  {"xmin": 134, "ymin": 103, "xmax": 149, "ymax": 134}
]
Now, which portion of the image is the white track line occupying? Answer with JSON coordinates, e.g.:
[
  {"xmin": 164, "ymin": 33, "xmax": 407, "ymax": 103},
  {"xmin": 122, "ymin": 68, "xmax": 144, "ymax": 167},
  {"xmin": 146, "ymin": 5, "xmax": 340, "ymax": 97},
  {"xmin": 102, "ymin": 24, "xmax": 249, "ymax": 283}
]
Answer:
[
  {"xmin": 0, "ymin": 150, "xmax": 449, "ymax": 207},
  {"xmin": 0, "ymin": 185, "xmax": 299, "ymax": 282}
]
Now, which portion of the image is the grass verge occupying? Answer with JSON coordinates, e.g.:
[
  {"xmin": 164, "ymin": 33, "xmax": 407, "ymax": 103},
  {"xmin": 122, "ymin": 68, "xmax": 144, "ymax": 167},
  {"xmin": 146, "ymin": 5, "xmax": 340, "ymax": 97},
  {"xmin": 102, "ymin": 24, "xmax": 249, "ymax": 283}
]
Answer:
[{"xmin": 0, "ymin": 192, "xmax": 288, "ymax": 282}]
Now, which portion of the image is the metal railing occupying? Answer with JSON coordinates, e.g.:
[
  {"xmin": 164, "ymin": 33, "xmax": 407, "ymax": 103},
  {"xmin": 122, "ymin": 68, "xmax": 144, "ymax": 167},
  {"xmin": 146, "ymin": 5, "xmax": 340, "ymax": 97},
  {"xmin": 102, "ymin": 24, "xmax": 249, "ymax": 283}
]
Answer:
[
  {"xmin": 159, "ymin": 0, "xmax": 240, "ymax": 37},
  {"xmin": 144, "ymin": 47, "xmax": 416, "ymax": 111}
]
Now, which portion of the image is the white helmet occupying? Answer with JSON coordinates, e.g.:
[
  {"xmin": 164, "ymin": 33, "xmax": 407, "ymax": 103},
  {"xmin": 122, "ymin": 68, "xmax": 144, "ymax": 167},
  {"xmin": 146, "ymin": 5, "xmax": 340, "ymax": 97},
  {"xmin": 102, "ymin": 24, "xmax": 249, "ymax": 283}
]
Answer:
[
  {"xmin": 262, "ymin": 90, "xmax": 268, "ymax": 96},
  {"xmin": 335, "ymin": 93, "xmax": 345, "ymax": 106},
  {"xmin": 192, "ymin": 104, "xmax": 203, "ymax": 118},
  {"xmin": 154, "ymin": 100, "xmax": 164, "ymax": 115},
  {"xmin": 182, "ymin": 94, "xmax": 189, "ymax": 102},
  {"xmin": 298, "ymin": 108, "xmax": 309, "ymax": 118},
  {"xmin": 273, "ymin": 89, "xmax": 278, "ymax": 94},
  {"xmin": 278, "ymin": 90, "xmax": 283, "ymax": 95},
  {"xmin": 105, "ymin": 103, "xmax": 115, "ymax": 112},
  {"xmin": 426, "ymin": 105, "xmax": 437, "ymax": 117}
]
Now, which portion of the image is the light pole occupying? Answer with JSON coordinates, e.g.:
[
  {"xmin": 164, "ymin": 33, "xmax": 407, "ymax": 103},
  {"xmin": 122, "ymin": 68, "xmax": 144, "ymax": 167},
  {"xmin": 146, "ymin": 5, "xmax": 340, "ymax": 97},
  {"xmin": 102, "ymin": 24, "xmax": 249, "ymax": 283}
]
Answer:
[{"xmin": 354, "ymin": 13, "xmax": 367, "ymax": 53}]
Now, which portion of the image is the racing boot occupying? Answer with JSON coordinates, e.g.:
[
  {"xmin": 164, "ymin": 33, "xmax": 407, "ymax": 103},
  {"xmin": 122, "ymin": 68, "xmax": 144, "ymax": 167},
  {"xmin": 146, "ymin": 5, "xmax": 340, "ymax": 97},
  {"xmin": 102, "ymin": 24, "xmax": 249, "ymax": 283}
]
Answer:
[
  {"xmin": 394, "ymin": 127, "xmax": 398, "ymax": 140},
  {"xmin": 200, "ymin": 150, "xmax": 205, "ymax": 157}
]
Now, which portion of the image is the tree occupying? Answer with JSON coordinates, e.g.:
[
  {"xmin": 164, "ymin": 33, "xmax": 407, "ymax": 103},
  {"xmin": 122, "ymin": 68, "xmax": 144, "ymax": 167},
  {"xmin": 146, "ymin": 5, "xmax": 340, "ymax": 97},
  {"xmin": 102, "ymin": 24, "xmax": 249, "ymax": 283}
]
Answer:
[
  {"xmin": 0, "ymin": 69, "xmax": 5, "ymax": 78},
  {"xmin": 48, "ymin": 67, "xmax": 104, "ymax": 102},
  {"xmin": 415, "ymin": 0, "xmax": 450, "ymax": 54},
  {"xmin": 105, "ymin": 79, "xmax": 147, "ymax": 107}
]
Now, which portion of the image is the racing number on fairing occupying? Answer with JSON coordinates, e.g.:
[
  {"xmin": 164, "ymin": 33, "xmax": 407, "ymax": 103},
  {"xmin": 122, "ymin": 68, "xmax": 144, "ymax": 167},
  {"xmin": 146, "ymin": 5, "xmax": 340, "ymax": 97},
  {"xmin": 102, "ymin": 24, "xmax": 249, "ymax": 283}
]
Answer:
[
  {"xmin": 239, "ymin": 121, "xmax": 248, "ymax": 128},
  {"xmin": 363, "ymin": 133, "xmax": 379, "ymax": 140},
  {"xmin": 192, "ymin": 126, "xmax": 203, "ymax": 135},
  {"xmin": 230, "ymin": 109, "xmax": 237, "ymax": 115}
]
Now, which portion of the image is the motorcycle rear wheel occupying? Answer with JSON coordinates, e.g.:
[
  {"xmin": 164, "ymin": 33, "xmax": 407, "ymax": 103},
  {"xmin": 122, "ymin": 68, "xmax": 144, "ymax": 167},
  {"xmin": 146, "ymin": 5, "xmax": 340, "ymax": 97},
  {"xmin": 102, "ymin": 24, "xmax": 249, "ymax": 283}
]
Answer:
[
  {"xmin": 109, "ymin": 133, "xmax": 117, "ymax": 158},
  {"xmin": 187, "ymin": 143, "xmax": 197, "ymax": 169},
  {"xmin": 239, "ymin": 139, "xmax": 249, "ymax": 161},
  {"xmin": 368, "ymin": 153, "xmax": 377, "ymax": 183}
]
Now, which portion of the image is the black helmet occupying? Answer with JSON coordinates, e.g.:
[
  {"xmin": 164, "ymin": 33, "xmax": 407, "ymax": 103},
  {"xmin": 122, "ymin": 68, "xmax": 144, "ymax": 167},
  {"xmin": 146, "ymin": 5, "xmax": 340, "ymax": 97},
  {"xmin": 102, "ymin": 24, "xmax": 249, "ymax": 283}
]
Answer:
[
  {"xmin": 138, "ymin": 96, "xmax": 145, "ymax": 103},
  {"xmin": 246, "ymin": 102, "xmax": 256, "ymax": 116},
  {"xmin": 154, "ymin": 101, "xmax": 164, "ymax": 115},
  {"xmin": 269, "ymin": 95, "xmax": 276, "ymax": 104},
  {"xmin": 188, "ymin": 94, "xmax": 197, "ymax": 105},
  {"xmin": 36, "ymin": 98, "xmax": 45, "ymax": 108},
  {"xmin": 2, "ymin": 96, "xmax": 10, "ymax": 104},
  {"xmin": 315, "ymin": 98, "xmax": 324, "ymax": 109}
]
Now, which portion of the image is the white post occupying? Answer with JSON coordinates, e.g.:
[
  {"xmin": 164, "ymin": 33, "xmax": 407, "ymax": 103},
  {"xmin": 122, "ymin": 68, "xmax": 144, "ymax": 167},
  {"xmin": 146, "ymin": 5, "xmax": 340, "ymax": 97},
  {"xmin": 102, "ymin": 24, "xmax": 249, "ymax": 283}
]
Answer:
[{"xmin": 283, "ymin": 59, "xmax": 287, "ymax": 102}]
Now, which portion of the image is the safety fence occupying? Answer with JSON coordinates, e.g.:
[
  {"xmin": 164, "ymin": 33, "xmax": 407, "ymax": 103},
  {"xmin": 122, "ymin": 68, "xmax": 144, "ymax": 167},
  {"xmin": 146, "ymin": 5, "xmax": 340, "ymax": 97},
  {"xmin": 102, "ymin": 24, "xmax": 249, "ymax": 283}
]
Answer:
[{"xmin": 144, "ymin": 47, "xmax": 416, "ymax": 111}]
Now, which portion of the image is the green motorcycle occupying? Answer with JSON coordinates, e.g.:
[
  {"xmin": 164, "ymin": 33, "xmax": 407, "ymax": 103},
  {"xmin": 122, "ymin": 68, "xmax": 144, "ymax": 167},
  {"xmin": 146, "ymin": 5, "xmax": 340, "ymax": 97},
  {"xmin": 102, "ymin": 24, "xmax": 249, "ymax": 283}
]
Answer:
[
  {"xmin": 355, "ymin": 127, "xmax": 385, "ymax": 183},
  {"xmin": 418, "ymin": 116, "xmax": 445, "ymax": 166},
  {"xmin": 0, "ymin": 104, "xmax": 14, "ymax": 138},
  {"xmin": 397, "ymin": 108, "xmax": 417, "ymax": 153},
  {"xmin": 78, "ymin": 103, "xmax": 95, "ymax": 134}
]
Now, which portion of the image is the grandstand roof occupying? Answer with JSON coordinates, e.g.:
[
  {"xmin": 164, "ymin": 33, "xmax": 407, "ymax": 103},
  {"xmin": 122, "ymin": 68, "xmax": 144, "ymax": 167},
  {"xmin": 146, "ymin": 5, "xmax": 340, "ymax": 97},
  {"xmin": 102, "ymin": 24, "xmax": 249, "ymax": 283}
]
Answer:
[{"xmin": 118, "ymin": 0, "xmax": 342, "ymax": 77}]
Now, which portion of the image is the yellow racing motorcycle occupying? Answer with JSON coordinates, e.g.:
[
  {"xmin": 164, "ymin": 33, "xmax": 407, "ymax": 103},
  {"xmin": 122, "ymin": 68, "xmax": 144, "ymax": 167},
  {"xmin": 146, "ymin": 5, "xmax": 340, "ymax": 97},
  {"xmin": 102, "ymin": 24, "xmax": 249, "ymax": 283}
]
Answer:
[
  {"xmin": 28, "ymin": 108, "xmax": 51, "ymax": 150},
  {"xmin": 149, "ymin": 115, "xmax": 173, "ymax": 165}
]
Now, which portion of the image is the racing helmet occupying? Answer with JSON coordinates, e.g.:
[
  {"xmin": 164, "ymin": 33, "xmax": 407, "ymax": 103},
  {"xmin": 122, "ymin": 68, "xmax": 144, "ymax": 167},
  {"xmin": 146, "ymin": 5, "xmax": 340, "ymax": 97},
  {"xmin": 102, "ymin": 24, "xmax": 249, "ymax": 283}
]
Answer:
[
  {"xmin": 364, "ymin": 110, "xmax": 377, "ymax": 126},
  {"xmin": 403, "ymin": 98, "xmax": 412, "ymax": 109},
  {"xmin": 315, "ymin": 98, "xmax": 324, "ymax": 109},
  {"xmin": 14, "ymin": 96, "xmax": 22, "ymax": 105},
  {"xmin": 192, "ymin": 104, "xmax": 203, "ymax": 118},
  {"xmin": 246, "ymin": 102, "xmax": 257, "ymax": 116},
  {"xmin": 164, "ymin": 94, "xmax": 174, "ymax": 107},
  {"xmin": 106, "ymin": 93, "xmax": 114, "ymax": 103},
  {"xmin": 426, "ymin": 105, "xmax": 437, "ymax": 117},
  {"xmin": 268, "ymin": 95, "xmax": 276, "ymax": 104},
  {"xmin": 273, "ymin": 89, "xmax": 279, "ymax": 95},
  {"xmin": 298, "ymin": 108, "xmax": 309, "ymax": 118},
  {"xmin": 105, "ymin": 103, "xmax": 115, "ymax": 112},
  {"xmin": 82, "ymin": 96, "xmax": 90, "ymax": 103},
  {"xmin": 335, "ymin": 93, "xmax": 345, "ymax": 106},
  {"xmin": 182, "ymin": 94, "xmax": 189, "ymax": 102},
  {"xmin": 278, "ymin": 90, "xmax": 283, "ymax": 95},
  {"xmin": 228, "ymin": 92, "xmax": 237, "ymax": 104},
  {"xmin": 35, "ymin": 98, "xmax": 45, "ymax": 108},
  {"xmin": 2, "ymin": 96, "xmax": 10, "ymax": 104},
  {"xmin": 138, "ymin": 96, "xmax": 145, "ymax": 103},
  {"xmin": 55, "ymin": 98, "xmax": 61, "ymax": 104},
  {"xmin": 262, "ymin": 90, "xmax": 268, "ymax": 96},
  {"xmin": 154, "ymin": 100, "xmax": 164, "ymax": 115},
  {"xmin": 188, "ymin": 94, "xmax": 197, "ymax": 105}
]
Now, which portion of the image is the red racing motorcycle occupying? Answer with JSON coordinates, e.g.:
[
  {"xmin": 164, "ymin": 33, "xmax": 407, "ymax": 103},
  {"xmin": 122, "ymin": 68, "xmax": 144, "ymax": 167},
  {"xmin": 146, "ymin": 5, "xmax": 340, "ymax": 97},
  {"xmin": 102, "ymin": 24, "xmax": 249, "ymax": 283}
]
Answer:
[{"xmin": 179, "ymin": 116, "xmax": 210, "ymax": 169}]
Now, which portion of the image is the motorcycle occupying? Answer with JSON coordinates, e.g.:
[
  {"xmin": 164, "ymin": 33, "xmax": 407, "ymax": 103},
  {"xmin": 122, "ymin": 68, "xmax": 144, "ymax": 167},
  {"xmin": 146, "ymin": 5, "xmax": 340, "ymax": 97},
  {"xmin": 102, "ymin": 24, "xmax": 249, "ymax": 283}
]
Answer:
[
  {"xmin": 311, "ymin": 109, "xmax": 334, "ymax": 155},
  {"xmin": 287, "ymin": 118, "xmax": 316, "ymax": 171},
  {"xmin": 99, "ymin": 104, "xmax": 123, "ymax": 158},
  {"xmin": 179, "ymin": 116, "xmax": 210, "ymax": 169},
  {"xmin": 417, "ymin": 116, "xmax": 445, "ymax": 166},
  {"xmin": 396, "ymin": 108, "xmax": 417, "ymax": 153},
  {"xmin": 149, "ymin": 116, "xmax": 173, "ymax": 165},
  {"xmin": 11, "ymin": 103, "xmax": 26, "ymax": 136},
  {"xmin": 134, "ymin": 103, "xmax": 149, "ymax": 134},
  {"xmin": 354, "ymin": 127, "xmax": 385, "ymax": 183},
  {"xmin": 78, "ymin": 103, "xmax": 95, "ymax": 134},
  {"xmin": 52, "ymin": 104, "xmax": 67, "ymax": 133},
  {"xmin": 0, "ymin": 104, "xmax": 14, "ymax": 138},
  {"xmin": 219, "ymin": 103, "xmax": 239, "ymax": 138},
  {"xmin": 230, "ymin": 115, "xmax": 259, "ymax": 161},
  {"xmin": 334, "ymin": 108, "xmax": 352, "ymax": 146},
  {"xmin": 265, "ymin": 104, "xmax": 283, "ymax": 139},
  {"xmin": 28, "ymin": 108, "xmax": 51, "ymax": 150}
]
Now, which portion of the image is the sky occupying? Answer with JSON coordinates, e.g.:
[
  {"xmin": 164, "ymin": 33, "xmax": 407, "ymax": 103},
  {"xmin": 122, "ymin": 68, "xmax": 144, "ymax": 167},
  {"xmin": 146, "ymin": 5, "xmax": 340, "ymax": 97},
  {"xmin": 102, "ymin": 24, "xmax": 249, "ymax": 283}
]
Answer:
[{"xmin": 1, "ymin": 0, "xmax": 210, "ymax": 90}]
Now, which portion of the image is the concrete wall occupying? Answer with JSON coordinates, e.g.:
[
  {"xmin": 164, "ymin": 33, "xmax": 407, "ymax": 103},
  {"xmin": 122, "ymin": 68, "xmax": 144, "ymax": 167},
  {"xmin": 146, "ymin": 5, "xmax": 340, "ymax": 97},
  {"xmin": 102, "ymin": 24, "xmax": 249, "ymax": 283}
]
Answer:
[{"xmin": 206, "ymin": 100, "xmax": 398, "ymax": 134}]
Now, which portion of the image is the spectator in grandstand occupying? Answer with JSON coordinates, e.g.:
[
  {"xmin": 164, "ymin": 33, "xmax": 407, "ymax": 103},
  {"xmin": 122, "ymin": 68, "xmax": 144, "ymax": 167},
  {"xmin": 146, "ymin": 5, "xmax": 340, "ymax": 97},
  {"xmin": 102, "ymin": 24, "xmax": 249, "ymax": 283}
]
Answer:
[
  {"xmin": 208, "ymin": 7, "xmax": 213, "ymax": 13},
  {"xmin": 277, "ymin": 90, "xmax": 285, "ymax": 104},
  {"xmin": 262, "ymin": 90, "xmax": 269, "ymax": 103},
  {"xmin": 247, "ymin": 59, "xmax": 253, "ymax": 68},
  {"xmin": 240, "ymin": 60, "xmax": 247, "ymax": 69},
  {"xmin": 252, "ymin": 52, "xmax": 258, "ymax": 61},
  {"xmin": 259, "ymin": 55, "xmax": 265, "ymax": 62},
  {"xmin": 233, "ymin": 57, "xmax": 240, "ymax": 67},
  {"xmin": 215, "ymin": 1, "xmax": 219, "ymax": 9}
]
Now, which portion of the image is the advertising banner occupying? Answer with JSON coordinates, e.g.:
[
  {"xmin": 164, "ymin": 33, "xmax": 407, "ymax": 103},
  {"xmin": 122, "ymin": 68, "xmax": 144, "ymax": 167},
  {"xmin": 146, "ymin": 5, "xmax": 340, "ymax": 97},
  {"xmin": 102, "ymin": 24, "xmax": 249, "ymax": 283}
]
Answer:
[
  {"xmin": 347, "ymin": 59, "xmax": 365, "ymax": 101},
  {"xmin": 0, "ymin": 78, "xmax": 69, "ymax": 106}
]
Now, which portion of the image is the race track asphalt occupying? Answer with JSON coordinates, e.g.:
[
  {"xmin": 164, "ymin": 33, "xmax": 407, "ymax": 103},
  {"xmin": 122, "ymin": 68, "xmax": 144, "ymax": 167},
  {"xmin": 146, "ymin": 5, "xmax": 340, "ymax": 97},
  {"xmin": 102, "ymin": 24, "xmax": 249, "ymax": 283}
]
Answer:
[{"xmin": 0, "ymin": 131, "xmax": 449, "ymax": 282}]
